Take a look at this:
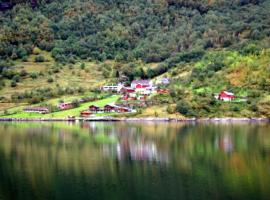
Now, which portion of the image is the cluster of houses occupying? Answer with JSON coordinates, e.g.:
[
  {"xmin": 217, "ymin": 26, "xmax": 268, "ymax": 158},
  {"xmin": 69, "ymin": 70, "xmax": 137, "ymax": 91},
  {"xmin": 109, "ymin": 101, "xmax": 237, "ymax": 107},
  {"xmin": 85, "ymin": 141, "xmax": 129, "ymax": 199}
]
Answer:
[
  {"xmin": 80, "ymin": 104, "xmax": 136, "ymax": 117},
  {"xmin": 21, "ymin": 78, "xmax": 245, "ymax": 117},
  {"xmin": 102, "ymin": 78, "xmax": 170, "ymax": 102}
]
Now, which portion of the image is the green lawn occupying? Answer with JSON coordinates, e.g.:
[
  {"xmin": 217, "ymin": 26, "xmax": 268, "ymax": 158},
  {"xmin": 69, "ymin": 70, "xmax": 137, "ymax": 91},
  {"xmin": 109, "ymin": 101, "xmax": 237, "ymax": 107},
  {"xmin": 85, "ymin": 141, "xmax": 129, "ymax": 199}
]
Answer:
[{"xmin": 2, "ymin": 95, "xmax": 120, "ymax": 119}]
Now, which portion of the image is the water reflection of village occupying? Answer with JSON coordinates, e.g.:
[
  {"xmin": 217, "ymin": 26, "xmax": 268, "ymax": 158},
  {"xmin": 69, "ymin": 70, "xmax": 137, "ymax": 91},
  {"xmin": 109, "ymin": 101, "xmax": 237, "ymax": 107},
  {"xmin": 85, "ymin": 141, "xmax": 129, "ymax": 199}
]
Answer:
[
  {"xmin": 1, "ymin": 122, "xmax": 270, "ymax": 199},
  {"xmin": 78, "ymin": 122, "xmax": 269, "ymax": 164},
  {"xmin": 80, "ymin": 122, "xmax": 175, "ymax": 163}
]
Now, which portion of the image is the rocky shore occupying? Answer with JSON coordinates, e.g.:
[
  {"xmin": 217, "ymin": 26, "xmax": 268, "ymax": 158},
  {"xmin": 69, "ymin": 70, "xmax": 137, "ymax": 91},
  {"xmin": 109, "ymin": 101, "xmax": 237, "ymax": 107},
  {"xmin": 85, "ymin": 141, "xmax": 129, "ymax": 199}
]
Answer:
[{"xmin": 0, "ymin": 117, "xmax": 269, "ymax": 123}]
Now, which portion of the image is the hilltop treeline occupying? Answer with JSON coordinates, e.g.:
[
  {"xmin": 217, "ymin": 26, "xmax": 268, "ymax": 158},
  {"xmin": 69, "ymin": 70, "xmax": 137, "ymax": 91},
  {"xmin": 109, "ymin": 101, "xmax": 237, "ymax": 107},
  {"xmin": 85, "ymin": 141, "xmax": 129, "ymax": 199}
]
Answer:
[{"xmin": 0, "ymin": 0, "xmax": 269, "ymax": 63}]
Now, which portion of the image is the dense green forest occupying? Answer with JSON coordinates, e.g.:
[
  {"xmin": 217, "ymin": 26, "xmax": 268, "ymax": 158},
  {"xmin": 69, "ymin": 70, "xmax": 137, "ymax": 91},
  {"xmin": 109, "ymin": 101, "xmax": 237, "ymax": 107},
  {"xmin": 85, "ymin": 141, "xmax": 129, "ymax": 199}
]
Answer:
[
  {"xmin": 0, "ymin": 0, "xmax": 270, "ymax": 117},
  {"xmin": 1, "ymin": 0, "xmax": 269, "ymax": 62}
]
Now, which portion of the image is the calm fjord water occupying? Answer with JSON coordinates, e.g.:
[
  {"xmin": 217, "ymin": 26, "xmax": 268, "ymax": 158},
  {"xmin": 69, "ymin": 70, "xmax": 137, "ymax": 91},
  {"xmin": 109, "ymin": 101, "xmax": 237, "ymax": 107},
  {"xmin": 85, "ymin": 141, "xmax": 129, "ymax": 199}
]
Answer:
[{"xmin": 0, "ymin": 122, "xmax": 270, "ymax": 200}]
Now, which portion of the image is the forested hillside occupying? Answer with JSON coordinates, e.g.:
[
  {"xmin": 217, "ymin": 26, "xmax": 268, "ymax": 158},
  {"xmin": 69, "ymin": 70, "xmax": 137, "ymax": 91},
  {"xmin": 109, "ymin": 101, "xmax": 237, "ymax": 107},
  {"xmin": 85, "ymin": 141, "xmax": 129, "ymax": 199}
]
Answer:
[
  {"xmin": 1, "ymin": 0, "xmax": 269, "ymax": 62},
  {"xmin": 0, "ymin": 0, "xmax": 270, "ymax": 117}
]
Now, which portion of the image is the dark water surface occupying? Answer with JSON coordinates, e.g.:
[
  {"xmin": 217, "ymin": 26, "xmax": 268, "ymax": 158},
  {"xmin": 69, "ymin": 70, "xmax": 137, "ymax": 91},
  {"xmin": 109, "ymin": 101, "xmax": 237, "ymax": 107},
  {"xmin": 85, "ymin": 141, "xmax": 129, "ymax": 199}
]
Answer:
[{"xmin": 0, "ymin": 122, "xmax": 270, "ymax": 200}]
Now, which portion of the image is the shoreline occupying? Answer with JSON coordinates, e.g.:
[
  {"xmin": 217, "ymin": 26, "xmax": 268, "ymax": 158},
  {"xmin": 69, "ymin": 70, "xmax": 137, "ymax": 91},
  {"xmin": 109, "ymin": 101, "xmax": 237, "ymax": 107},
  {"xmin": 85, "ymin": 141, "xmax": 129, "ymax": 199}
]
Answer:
[{"xmin": 0, "ymin": 117, "xmax": 269, "ymax": 123}]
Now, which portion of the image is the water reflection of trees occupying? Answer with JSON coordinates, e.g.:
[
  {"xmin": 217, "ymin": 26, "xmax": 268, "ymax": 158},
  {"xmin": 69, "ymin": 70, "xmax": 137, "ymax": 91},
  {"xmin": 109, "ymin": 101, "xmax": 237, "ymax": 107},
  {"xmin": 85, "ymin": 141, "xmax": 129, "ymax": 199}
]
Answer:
[{"xmin": 0, "ymin": 122, "xmax": 270, "ymax": 199}]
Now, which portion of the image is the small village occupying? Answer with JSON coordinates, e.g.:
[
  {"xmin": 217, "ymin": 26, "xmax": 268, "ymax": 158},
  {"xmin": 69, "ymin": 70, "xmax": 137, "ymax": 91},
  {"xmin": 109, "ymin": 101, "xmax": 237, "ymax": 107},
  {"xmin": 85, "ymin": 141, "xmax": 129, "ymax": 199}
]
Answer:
[{"xmin": 20, "ymin": 74, "xmax": 248, "ymax": 119}]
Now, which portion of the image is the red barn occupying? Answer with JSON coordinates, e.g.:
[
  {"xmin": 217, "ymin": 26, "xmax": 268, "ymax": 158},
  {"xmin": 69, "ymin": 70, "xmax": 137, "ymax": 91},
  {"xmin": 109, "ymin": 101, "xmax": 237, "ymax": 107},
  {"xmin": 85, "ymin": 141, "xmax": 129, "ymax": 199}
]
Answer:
[
  {"xmin": 218, "ymin": 91, "xmax": 236, "ymax": 101},
  {"xmin": 80, "ymin": 110, "xmax": 91, "ymax": 117}
]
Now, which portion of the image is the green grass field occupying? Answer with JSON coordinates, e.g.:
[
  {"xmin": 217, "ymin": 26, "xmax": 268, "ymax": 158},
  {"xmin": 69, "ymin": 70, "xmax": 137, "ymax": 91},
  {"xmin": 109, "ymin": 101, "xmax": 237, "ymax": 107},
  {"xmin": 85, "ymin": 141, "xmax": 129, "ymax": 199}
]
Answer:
[{"xmin": 1, "ymin": 95, "xmax": 120, "ymax": 118}]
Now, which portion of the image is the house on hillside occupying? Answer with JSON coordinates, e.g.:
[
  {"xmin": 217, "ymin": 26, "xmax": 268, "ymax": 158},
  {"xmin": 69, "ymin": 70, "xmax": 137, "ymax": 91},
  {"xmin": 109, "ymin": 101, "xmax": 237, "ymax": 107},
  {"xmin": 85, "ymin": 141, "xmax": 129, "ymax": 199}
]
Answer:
[
  {"xmin": 216, "ymin": 91, "xmax": 236, "ymax": 101},
  {"xmin": 58, "ymin": 102, "xmax": 74, "ymax": 110},
  {"xmin": 80, "ymin": 110, "xmax": 91, "ymax": 117},
  {"xmin": 104, "ymin": 104, "xmax": 135, "ymax": 113},
  {"xmin": 120, "ymin": 87, "xmax": 135, "ymax": 94},
  {"xmin": 156, "ymin": 78, "xmax": 170, "ymax": 85},
  {"xmin": 131, "ymin": 80, "xmax": 156, "ymax": 95},
  {"xmin": 23, "ymin": 107, "xmax": 49, "ymax": 114},
  {"xmin": 102, "ymin": 83, "xmax": 124, "ymax": 93},
  {"xmin": 89, "ymin": 105, "xmax": 101, "ymax": 113},
  {"xmin": 131, "ymin": 80, "xmax": 152, "ymax": 89},
  {"xmin": 104, "ymin": 104, "xmax": 115, "ymax": 112},
  {"xmin": 157, "ymin": 89, "xmax": 170, "ymax": 94}
]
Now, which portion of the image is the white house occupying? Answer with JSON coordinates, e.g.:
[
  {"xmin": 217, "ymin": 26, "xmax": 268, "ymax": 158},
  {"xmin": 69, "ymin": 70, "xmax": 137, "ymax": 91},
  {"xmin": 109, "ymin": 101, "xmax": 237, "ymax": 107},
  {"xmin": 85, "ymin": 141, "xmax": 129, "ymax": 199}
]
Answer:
[
  {"xmin": 102, "ymin": 83, "xmax": 124, "ymax": 93},
  {"xmin": 156, "ymin": 77, "xmax": 170, "ymax": 85}
]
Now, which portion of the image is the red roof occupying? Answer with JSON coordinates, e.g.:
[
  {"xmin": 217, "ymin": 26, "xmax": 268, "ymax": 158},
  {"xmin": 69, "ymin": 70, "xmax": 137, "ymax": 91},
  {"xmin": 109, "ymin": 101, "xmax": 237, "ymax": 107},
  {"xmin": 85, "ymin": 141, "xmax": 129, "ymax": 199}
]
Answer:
[{"xmin": 219, "ymin": 91, "xmax": 235, "ymax": 97}]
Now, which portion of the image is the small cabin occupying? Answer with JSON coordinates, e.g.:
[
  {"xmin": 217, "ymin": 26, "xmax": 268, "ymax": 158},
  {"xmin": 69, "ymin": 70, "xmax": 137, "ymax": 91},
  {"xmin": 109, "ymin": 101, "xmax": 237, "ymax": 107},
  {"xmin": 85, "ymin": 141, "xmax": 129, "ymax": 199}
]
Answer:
[
  {"xmin": 157, "ymin": 89, "xmax": 170, "ymax": 94},
  {"xmin": 120, "ymin": 87, "xmax": 135, "ymax": 94},
  {"xmin": 80, "ymin": 110, "xmax": 91, "ymax": 117},
  {"xmin": 89, "ymin": 105, "xmax": 100, "ymax": 113},
  {"xmin": 156, "ymin": 78, "xmax": 170, "ymax": 85},
  {"xmin": 58, "ymin": 102, "xmax": 74, "ymax": 110},
  {"xmin": 218, "ymin": 91, "xmax": 236, "ymax": 101},
  {"xmin": 104, "ymin": 104, "xmax": 115, "ymax": 112},
  {"xmin": 23, "ymin": 107, "xmax": 49, "ymax": 114}
]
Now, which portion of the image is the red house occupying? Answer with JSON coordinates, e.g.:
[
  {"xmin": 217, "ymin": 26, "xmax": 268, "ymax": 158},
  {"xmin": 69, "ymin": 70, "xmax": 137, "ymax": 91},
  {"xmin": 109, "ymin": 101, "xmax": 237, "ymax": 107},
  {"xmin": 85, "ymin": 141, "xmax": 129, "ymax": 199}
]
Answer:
[
  {"xmin": 157, "ymin": 89, "xmax": 170, "ymax": 94},
  {"xmin": 80, "ymin": 110, "xmax": 91, "ymax": 117},
  {"xmin": 120, "ymin": 87, "xmax": 135, "ymax": 94},
  {"xmin": 131, "ymin": 80, "xmax": 152, "ymax": 89},
  {"xmin": 218, "ymin": 91, "xmax": 236, "ymax": 101}
]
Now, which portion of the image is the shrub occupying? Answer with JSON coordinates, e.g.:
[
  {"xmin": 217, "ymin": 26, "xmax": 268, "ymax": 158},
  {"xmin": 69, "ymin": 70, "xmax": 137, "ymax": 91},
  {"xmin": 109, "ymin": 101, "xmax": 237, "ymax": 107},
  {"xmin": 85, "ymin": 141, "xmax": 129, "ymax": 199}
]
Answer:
[
  {"xmin": 32, "ymin": 47, "xmax": 42, "ymax": 55},
  {"xmin": 20, "ymin": 70, "xmax": 28, "ymax": 77},
  {"xmin": 47, "ymin": 77, "xmax": 54, "ymax": 83},
  {"xmin": 22, "ymin": 56, "xmax": 28, "ymax": 62},
  {"xmin": 30, "ymin": 73, "xmax": 38, "ymax": 79},
  {"xmin": 35, "ymin": 55, "xmax": 45, "ymax": 62},
  {"xmin": 167, "ymin": 105, "xmax": 175, "ymax": 114},
  {"xmin": 12, "ymin": 75, "xmax": 20, "ymax": 82},
  {"xmin": 176, "ymin": 101, "xmax": 195, "ymax": 117},
  {"xmin": 80, "ymin": 63, "xmax": 85, "ymax": 70},
  {"xmin": 72, "ymin": 99, "xmax": 80, "ymax": 107},
  {"xmin": 10, "ymin": 81, "xmax": 17, "ymax": 87}
]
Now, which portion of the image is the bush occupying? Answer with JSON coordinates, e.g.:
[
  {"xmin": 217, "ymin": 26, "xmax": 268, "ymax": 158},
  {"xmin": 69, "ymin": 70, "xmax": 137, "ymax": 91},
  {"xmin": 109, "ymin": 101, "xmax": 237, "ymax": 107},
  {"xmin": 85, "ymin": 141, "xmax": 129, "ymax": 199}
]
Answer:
[
  {"xmin": 22, "ymin": 56, "xmax": 28, "ymax": 62},
  {"xmin": 80, "ymin": 63, "xmax": 85, "ymax": 70},
  {"xmin": 35, "ymin": 55, "xmax": 45, "ymax": 62},
  {"xmin": 30, "ymin": 73, "xmax": 38, "ymax": 79},
  {"xmin": 20, "ymin": 70, "xmax": 28, "ymax": 77},
  {"xmin": 32, "ymin": 47, "xmax": 42, "ymax": 55},
  {"xmin": 47, "ymin": 77, "xmax": 54, "ymax": 83},
  {"xmin": 10, "ymin": 81, "xmax": 17, "ymax": 87},
  {"xmin": 176, "ymin": 101, "xmax": 195, "ymax": 117},
  {"xmin": 12, "ymin": 75, "xmax": 20, "ymax": 82},
  {"xmin": 72, "ymin": 99, "xmax": 80, "ymax": 108},
  {"xmin": 167, "ymin": 105, "xmax": 175, "ymax": 114}
]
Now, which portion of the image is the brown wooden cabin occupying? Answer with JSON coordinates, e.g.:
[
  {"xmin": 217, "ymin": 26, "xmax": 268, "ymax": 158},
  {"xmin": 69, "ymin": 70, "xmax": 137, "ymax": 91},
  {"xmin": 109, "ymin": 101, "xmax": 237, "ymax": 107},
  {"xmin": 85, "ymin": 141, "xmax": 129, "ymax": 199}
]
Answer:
[
  {"xmin": 104, "ymin": 104, "xmax": 115, "ymax": 112},
  {"xmin": 89, "ymin": 105, "xmax": 100, "ymax": 113},
  {"xmin": 116, "ymin": 107, "xmax": 130, "ymax": 113}
]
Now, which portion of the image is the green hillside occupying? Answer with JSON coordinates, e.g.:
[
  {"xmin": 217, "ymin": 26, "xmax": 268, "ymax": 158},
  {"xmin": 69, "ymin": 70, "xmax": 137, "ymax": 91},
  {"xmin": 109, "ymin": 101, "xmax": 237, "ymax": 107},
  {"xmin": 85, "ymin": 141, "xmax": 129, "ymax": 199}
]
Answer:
[{"xmin": 0, "ymin": 0, "xmax": 270, "ymax": 117}]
